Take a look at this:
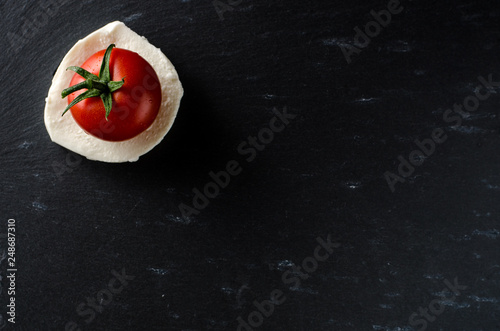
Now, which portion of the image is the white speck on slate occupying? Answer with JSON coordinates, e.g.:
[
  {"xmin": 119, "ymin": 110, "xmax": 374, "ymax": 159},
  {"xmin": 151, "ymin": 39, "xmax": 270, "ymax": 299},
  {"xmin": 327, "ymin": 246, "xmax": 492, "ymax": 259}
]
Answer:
[
  {"xmin": 322, "ymin": 37, "xmax": 350, "ymax": 47},
  {"xmin": 32, "ymin": 201, "xmax": 48, "ymax": 211},
  {"xmin": 353, "ymin": 97, "xmax": 379, "ymax": 104},
  {"xmin": 18, "ymin": 141, "xmax": 33, "ymax": 149},
  {"xmin": 379, "ymin": 304, "xmax": 394, "ymax": 309},
  {"xmin": 123, "ymin": 13, "xmax": 143, "ymax": 22},
  {"xmin": 276, "ymin": 260, "xmax": 294, "ymax": 271},
  {"xmin": 472, "ymin": 210, "xmax": 491, "ymax": 217},
  {"xmin": 344, "ymin": 181, "xmax": 362, "ymax": 189},
  {"xmin": 147, "ymin": 267, "xmax": 170, "ymax": 276},
  {"xmin": 440, "ymin": 300, "xmax": 470, "ymax": 309},
  {"xmin": 424, "ymin": 273, "xmax": 443, "ymax": 280},
  {"xmin": 165, "ymin": 214, "xmax": 191, "ymax": 224},
  {"xmin": 448, "ymin": 126, "xmax": 492, "ymax": 134},
  {"xmin": 385, "ymin": 40, "xmax": 413, "ymax": 53},
  {"xmin": 221, "ymin": 287, "xmax": 236, "ymax": 295},
  {"xmin": 468, "ymin": 295, "xmax": 499, "ymax": 303},
  {"xmin": 472, "ymin": 229, "xmax": 500, "ymax": 239}
]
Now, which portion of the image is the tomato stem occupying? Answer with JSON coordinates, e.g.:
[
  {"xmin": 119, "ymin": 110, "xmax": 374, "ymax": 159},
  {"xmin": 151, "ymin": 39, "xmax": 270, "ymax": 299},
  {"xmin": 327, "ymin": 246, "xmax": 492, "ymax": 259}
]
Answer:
[{"xmin": 61, "ymin": 44, "xmax": 125, "ymax": 120}]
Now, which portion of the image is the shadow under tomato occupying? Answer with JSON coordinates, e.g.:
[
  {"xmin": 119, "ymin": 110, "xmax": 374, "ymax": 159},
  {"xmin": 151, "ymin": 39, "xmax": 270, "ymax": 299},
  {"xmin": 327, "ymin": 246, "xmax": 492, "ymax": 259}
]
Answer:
[
  {"xmin": 146, "ymin": 81, "xmax": 241, "ymax": 173},
  {"xmin": 86, "ymin": 76, "xmax": 243, "ymax": 192}
]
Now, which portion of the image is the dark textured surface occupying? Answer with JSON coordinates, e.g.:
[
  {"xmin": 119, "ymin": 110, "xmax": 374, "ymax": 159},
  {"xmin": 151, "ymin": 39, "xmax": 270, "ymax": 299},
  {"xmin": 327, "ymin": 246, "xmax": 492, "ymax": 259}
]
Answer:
[{"xmin": 1, "ymin": 0, "xmax": 500, "ymax": 330}]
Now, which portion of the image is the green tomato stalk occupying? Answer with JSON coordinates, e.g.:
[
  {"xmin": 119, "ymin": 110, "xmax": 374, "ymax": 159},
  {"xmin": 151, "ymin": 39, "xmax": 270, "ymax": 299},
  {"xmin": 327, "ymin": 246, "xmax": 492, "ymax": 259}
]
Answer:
[{"xmin": 61, "ymin": 44, "xmax": 125, "ymax": 120}]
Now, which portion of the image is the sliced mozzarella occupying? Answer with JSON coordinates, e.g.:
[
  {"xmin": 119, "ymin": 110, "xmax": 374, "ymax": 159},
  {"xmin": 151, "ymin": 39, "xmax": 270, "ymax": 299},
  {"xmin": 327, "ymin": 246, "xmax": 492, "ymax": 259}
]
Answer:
[{"xmin": 44, "ymin": 21, "xmax": 183, "ymax": 162}]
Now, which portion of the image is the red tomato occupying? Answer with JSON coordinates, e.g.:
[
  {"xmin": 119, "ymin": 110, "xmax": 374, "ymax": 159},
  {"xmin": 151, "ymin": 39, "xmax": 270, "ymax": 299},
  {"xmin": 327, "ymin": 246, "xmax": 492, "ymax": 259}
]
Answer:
[{"xmin": 67, "ymin": 48, "xmax": 162, "ymax": 141}]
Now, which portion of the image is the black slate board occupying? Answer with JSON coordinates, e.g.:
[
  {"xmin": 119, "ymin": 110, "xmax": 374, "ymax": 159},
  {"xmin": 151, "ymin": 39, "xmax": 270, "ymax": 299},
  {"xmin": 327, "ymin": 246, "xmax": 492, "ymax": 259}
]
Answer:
[{"xmin": 2, "ymin": 0, "xmax": 500, "ymax": 330}]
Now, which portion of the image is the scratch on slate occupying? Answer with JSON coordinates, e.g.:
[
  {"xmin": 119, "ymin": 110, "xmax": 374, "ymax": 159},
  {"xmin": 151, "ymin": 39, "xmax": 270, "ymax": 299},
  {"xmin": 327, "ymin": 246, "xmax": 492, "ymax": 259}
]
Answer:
[{"xmin": 127, "ymin": 201, "xmax": 140, "ymax": 217}]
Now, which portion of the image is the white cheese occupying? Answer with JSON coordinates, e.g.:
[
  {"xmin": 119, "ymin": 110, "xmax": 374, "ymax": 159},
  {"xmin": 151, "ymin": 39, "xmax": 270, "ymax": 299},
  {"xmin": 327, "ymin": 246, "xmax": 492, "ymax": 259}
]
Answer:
[{"xmin": 44, "ymin": 21, "xmax": 183, "ymax": 162}]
